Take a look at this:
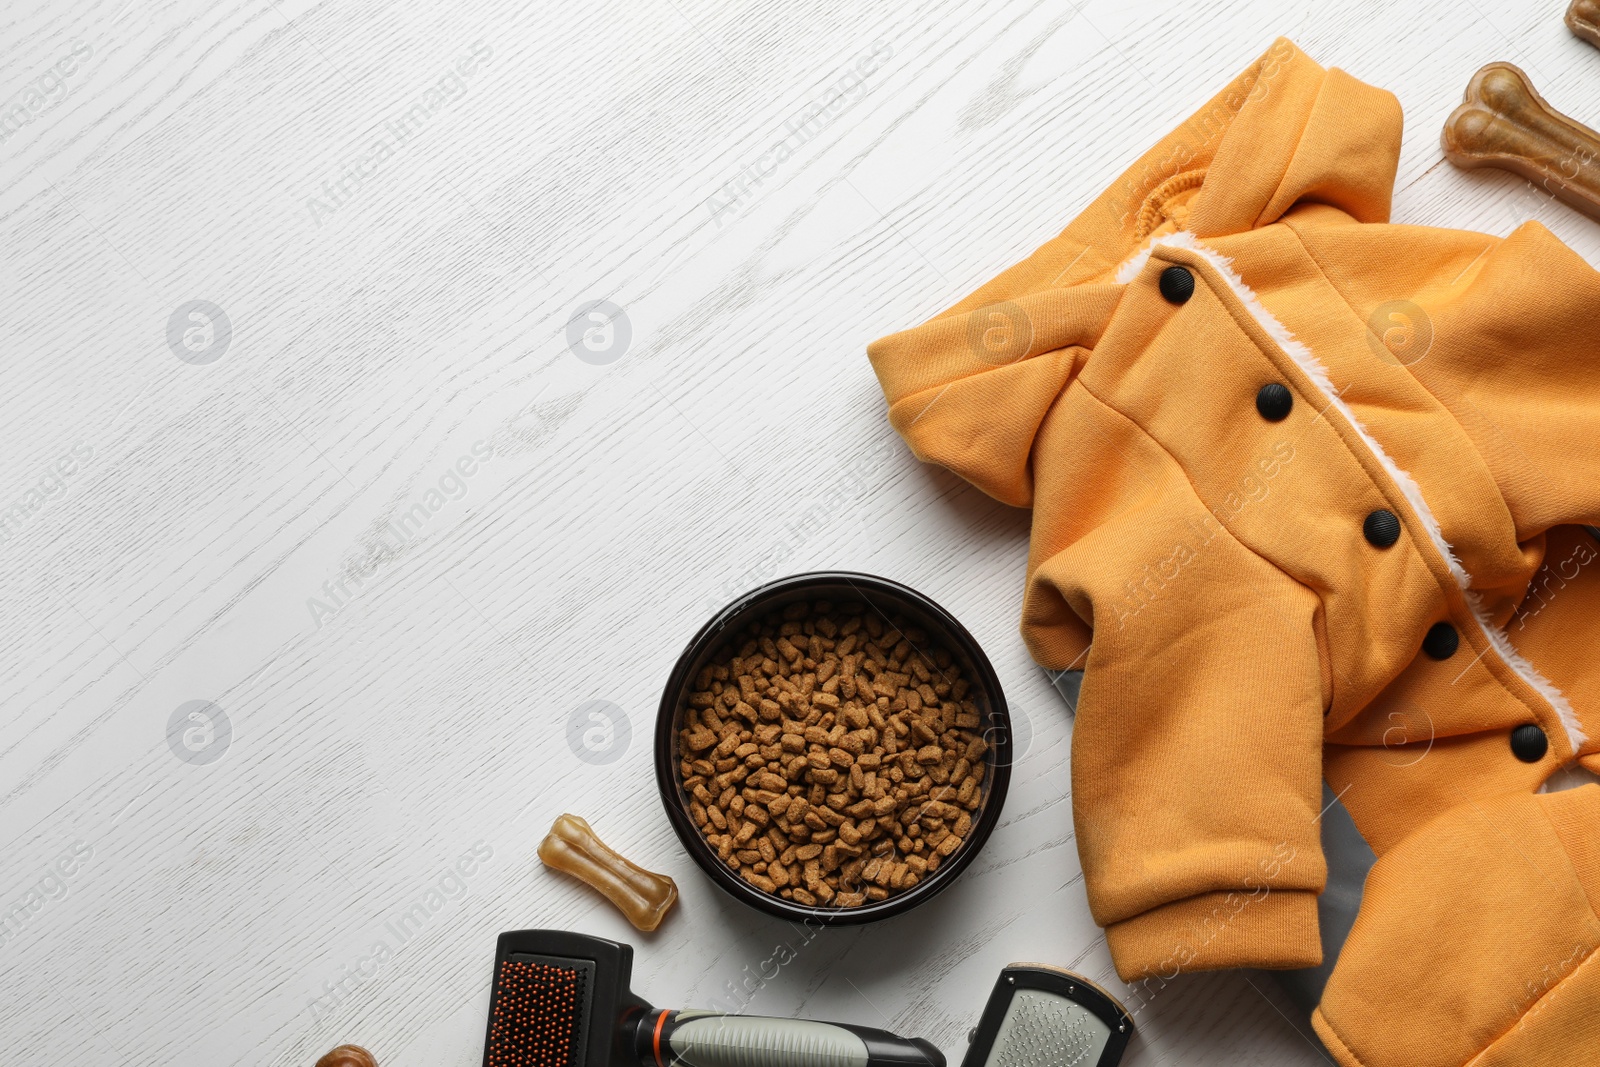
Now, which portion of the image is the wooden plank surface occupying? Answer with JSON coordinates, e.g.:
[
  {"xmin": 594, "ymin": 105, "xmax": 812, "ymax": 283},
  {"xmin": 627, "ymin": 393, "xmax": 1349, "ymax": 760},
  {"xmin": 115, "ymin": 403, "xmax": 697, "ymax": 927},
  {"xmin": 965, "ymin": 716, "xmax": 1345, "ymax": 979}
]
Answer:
[{"xmin": 3, "ymin": 1, "xmax": 1598, "ymax": 1064}]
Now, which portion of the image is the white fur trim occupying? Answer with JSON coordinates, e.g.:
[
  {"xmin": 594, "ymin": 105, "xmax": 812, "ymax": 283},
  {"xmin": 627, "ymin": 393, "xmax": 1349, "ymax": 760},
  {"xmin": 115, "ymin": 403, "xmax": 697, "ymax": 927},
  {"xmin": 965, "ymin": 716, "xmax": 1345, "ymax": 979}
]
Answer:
[
  {"xmin": 1113, "ymin": 239, "xmax": 1158, "ymax": 284},
  {"xmin": 1130, "ymin": 231, "xmax": 1585, "ymax": 752}
]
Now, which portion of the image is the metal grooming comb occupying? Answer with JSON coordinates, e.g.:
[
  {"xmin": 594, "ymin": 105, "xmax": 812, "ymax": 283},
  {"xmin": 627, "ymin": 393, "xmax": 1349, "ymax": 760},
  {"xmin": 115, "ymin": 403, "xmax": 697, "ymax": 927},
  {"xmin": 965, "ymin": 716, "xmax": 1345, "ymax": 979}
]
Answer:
[
  {"xmin": 959, "ymin": 965, "xmax": 1132, "ymax": 1067},
  {"xmin": 483, "ymin": 929, "xmax": 944, "ymax": 1067}
]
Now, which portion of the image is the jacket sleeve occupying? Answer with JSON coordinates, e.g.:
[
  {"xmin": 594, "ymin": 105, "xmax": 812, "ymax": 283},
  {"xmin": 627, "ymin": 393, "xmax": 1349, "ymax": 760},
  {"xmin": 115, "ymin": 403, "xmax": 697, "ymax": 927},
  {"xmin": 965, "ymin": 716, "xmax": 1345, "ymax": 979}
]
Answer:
[
  {"xmin": 866, "ymin": 256, "xmax": 1123, "ymax": 508},
  {"xmin": 1024, "ymin": 386, "xmax": 1328, "ymax": 980}
]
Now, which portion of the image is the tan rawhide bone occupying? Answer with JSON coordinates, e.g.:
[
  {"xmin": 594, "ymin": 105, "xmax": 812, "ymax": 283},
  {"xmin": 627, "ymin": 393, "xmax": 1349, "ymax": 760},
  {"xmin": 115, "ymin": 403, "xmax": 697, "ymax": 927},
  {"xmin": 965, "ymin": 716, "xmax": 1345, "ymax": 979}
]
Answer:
[
  {"xmin": 1569, "ymin": 0, "xmax": 1600, "ymax": 49},
  {"xmin": 538, "ymin": 812, "xmax": 679, "ymax": 931},
  {"xmin": 1442, "ymin": 62, "xmax": 1600, "ymax": 223}
]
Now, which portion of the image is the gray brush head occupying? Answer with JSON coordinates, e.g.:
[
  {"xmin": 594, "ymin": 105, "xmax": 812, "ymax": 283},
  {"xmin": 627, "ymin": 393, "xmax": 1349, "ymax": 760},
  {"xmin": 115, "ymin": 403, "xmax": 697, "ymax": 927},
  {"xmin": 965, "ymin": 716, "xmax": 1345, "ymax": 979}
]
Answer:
[{"xmin": 961, "ymin": 966, "xmax": 1132, "ymax": 1067}]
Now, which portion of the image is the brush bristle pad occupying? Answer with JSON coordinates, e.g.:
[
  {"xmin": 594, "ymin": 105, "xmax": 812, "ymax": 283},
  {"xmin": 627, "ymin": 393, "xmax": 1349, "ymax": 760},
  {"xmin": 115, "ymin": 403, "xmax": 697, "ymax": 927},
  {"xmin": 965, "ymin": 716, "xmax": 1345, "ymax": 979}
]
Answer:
[
  {"xmin": 981, "ymin": 989, "xmax": 1111, "ymax": 1067},
  {"xmin": 486, "ymin": 953, "xmax": 594, "ymax": 1067}
]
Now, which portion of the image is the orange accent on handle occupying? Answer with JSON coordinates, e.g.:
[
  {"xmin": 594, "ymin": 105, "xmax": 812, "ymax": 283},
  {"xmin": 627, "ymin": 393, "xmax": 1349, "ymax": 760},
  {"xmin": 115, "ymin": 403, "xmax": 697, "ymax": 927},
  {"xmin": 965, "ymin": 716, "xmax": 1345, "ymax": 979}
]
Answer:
[{"xmin": 653, "ymin": 1009, "xmax": 669, "ymax": 1067}]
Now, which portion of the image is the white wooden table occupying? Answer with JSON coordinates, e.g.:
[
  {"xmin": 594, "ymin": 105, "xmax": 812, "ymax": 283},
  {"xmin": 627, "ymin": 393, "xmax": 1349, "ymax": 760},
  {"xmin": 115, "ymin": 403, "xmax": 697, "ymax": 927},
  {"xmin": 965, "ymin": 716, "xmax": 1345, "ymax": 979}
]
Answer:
[{"xmin": 5, "ymin": 1, "xmax": 1599, "ymax": 1064}]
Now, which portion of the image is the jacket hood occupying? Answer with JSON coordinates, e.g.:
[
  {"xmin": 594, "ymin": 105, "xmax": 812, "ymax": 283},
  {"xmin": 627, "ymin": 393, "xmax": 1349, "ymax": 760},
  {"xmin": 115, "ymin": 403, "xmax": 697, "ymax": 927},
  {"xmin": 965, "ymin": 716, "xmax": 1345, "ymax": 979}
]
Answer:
[
  {"xmin": 1019, "ymin": 36, "xmax": 1404, "ymax": 293},
  {"xmin": 867, "ymin": 38, "xmax": 1403, "ymax": 508}
]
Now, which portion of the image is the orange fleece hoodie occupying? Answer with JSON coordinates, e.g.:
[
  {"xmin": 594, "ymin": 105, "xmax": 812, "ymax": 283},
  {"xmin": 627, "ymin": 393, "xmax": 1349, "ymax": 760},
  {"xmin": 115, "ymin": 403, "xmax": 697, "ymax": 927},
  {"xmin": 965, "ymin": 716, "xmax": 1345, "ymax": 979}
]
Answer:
[{"xmin": 869, "ymin": 38, "xmax": 1600, "ymax": 1066}]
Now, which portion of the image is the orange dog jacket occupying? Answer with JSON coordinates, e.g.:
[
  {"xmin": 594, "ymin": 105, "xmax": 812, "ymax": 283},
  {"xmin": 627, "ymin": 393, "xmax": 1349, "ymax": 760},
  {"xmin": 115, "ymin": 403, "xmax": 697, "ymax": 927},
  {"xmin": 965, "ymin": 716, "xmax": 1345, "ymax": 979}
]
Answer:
[{"xmin": 869, "ymin": 38, "xmax": 1600, "ymax": 1066}]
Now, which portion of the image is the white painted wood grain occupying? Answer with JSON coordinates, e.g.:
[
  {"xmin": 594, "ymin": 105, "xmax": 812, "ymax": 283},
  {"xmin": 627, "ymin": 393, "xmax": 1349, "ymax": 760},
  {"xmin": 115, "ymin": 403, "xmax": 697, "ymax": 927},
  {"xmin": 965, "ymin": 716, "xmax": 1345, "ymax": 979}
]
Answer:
[{"xmin": 3, "ymin": 0, "xmax": 1596, "ymax": 1064}]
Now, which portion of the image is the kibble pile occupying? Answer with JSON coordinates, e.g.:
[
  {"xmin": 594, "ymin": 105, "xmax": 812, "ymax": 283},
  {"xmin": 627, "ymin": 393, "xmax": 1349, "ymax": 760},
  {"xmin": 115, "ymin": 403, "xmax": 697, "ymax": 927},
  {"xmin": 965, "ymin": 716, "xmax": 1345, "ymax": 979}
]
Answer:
[{"xmin": 676, "ymin": 600, "xmax": 990, "ymax": 908}]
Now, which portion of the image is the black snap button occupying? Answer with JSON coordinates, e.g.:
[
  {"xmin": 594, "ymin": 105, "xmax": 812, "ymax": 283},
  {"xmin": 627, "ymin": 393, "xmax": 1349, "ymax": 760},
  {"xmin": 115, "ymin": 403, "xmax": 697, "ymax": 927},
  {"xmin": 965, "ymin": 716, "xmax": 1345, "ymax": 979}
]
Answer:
[
  {"xmin": 1256, "ymin": 383, "xmax": 1293, "ymax": 422},
  {"xmin": 1422, "ymin": 622, "xmax": 1459, "ymax": 660},
  {"xmin": 1159, "ymin": 265, "xmax": 1194, "ymax": 304},
  {"xmin": 1363, "ymin": 509, "xmax": 1401, "ymax": 548},
  {"xmin": 1510, "ymin": 724, "xmax": 1548, "ymax": 763}
]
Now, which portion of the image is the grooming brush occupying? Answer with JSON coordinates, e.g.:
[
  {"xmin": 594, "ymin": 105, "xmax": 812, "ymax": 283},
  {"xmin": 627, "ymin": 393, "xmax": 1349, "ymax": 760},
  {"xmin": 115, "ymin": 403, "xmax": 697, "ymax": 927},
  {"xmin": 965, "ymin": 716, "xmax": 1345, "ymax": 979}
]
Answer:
[
  {"xmin": 958, "ymin": 965, "xmax": 1133, "ymax": 1067},
  {"xmin": 483, "ymin": 929, "xmax": 944, "ymax": 1067}
]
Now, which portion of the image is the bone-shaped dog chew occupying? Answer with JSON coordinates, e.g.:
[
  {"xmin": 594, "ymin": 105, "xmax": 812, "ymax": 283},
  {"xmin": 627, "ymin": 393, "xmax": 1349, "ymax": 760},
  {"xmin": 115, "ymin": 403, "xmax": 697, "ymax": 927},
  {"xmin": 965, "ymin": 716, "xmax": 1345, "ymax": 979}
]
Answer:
[
  {"xmin": 538, "ymin": 812, "xmax": 679, "ymax": 931},
  {"xmin": 1569, "ymin": 0, "xmax": 1600, "ymax": 49},
  {"xmin": 316, "ymin": 1046, "xmax": 377, "ymax": 1067},
  {"xmin": 1442, "ymin": 62, "xmax": 1600, "ymax": 223}
]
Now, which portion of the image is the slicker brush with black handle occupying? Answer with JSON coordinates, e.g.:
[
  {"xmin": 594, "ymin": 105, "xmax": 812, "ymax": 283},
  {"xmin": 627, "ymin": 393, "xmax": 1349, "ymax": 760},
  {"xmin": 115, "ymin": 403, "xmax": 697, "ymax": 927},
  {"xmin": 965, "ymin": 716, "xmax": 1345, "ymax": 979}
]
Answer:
[{"xmin": 483, "ymin": 930, "xmax": 943, "ymax": 1067}]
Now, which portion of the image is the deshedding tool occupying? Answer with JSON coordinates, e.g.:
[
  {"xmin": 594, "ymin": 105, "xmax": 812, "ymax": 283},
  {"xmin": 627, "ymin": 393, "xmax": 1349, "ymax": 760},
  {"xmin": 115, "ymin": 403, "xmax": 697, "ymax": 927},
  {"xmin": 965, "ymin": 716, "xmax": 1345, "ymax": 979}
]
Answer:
[
  {"xmin": 483, "ymin": 929, "xmax": 944, "ymax": 1067},
  {"xmin": 958, "ymin": 965, "xmax": 1133, "ymax": 1067}
]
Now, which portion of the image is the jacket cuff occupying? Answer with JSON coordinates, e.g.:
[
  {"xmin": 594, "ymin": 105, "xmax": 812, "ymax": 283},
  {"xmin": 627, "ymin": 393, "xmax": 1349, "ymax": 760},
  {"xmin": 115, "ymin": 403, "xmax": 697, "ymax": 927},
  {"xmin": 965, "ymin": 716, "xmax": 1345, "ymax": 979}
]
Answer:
[{"xmin": 1104, "ymin": 889, "xmax": 1322, "ymax": 981}]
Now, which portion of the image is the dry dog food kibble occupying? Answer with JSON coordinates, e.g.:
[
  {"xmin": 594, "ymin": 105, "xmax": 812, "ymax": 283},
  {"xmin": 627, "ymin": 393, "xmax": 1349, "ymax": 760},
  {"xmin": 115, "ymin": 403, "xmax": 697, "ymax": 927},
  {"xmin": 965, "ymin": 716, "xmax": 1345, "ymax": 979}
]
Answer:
[{"xmin": 675, "ymin": 601, "xmax": 988, "ymax": 907}]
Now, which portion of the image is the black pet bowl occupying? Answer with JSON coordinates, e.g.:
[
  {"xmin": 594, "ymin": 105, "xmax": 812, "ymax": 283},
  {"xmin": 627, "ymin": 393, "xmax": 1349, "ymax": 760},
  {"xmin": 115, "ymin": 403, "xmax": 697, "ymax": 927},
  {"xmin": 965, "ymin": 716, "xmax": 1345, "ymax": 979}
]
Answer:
[{"xmin": 655, "ymin": 572, "xmax": 1011, "ymax": 925}]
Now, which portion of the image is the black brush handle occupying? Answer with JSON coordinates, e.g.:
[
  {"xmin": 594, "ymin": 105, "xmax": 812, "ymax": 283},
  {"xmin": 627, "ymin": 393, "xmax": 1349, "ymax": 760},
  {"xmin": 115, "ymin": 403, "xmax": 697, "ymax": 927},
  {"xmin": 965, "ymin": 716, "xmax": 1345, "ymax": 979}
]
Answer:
[{"xmin": 636, "ymin": 1009, "xmax": 943, "ymax": 1067}]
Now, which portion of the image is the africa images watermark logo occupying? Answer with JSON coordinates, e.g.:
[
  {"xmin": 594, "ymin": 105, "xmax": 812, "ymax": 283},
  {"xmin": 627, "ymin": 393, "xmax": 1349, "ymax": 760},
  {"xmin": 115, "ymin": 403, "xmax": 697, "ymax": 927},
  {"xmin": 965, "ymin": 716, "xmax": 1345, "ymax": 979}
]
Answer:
[
  {"xmin": 966, "ymin": 301, "xmax": 1033, "ymax": 365},
  {"xmin": 704, "ymin": 436, "xmax": 895, "ymax": 614},
  {"xmin": 565, "ymin": 699, "xmax": 631, "ymax": 765},
  {"xmin": 0, "ymin": 441, "xmax": 93, "ymax": 544},
  {"xmin": 167, "ymin": 700, "xmax": 232, "ymax": 765},
  {"xmin": 307, "ymin": 439, "xmax": 497, "ymax": 629},
  {"xmin": 167, "ymin": 300, "xmax": 231, "ymax": 365},
  {"xmin": 1365, "ymin": 300, "xmax": 1432, "ymax": 367},
  {"xmin": 984, "ymin": 703, "xmax": 1033, "ymax": 766},
  {"xmin": 565, "ymin": 300, "xmax": 631, "ymax": 366},
  {"xmin": 1113, "ymin": 441, "xmax": 1296, "ymax": 630},
  {"xmin": 308, "ymin": 842, "xmax": 494, "ymax": 1021},
  {"xmin": 0, "ymin": 40, "xmax": 92, "ymax": 145},
  {"xmin": 0, "ymin": 841, "xmax": 93, "ymax": 952},
  {"xmin": 302, "ymin": 40, "xmax": 494, "ymax": 227},
  {"xmin": 703, "ymin": 41, "xmax": 893, "ymax": 227}
]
